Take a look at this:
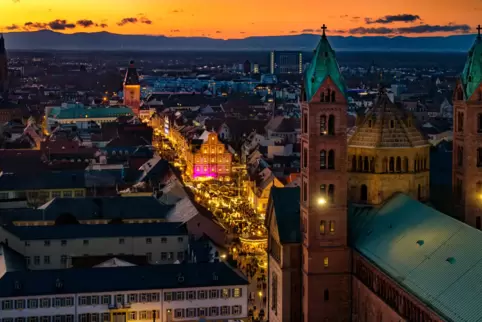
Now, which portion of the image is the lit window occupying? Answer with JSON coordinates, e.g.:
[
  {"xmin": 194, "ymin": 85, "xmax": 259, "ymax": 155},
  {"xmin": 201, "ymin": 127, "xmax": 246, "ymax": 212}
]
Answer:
[{"xmin": 324, "ymin": 257, "xmax": 329, "ymax": 267}]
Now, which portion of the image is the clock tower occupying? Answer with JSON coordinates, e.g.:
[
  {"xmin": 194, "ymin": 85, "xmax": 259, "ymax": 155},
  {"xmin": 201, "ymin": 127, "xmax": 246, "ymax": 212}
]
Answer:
[{"xmin": 123, "ymin": 60, "xmax": 141, "ymax": 115}]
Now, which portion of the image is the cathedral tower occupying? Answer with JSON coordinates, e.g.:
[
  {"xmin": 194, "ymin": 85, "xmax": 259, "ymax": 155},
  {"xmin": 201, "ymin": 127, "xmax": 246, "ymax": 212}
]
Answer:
[
  {"xmin": 453, "ymin": 26, "xmax": 482, "ymax": 229},
  {"xmin": 347, "ymin": 90, "xmax": 430, "ymax": 205},
  {"xmin": 300, "ymin": 25, "xmax": 351, "ymax": 322},
  {"xmin": 0, "ymin": 34, "xmax": 9, "ymax": 95},
  {"xmin": 123, "ymin": 60, "xmax": 141, "ymax": 115}
]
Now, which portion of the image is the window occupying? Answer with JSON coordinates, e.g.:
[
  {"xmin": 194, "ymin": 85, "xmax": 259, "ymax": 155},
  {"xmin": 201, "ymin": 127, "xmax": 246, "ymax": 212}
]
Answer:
[
  {"xmin": 161, "ymin": 252, "xmax": 167, "ymax": 260},
  {"xmin": 390, "ymin": 120, "xmax": 395, "ymax": 128},
  {"xmin": 187, "ymin": 291, "xmax": 196, "ymax": 300},
  {"xmin": 139, "ymin": 311, "xmax": 148, "ymax": 320},
  {"xmin": 303, "ymin": 147, "xmax": 308, "ymax": 168},
  {"xmin": 51, "ymin": 191, "xmax": 61, "ymax": 198},
  {"xmin": 177, "ymin": 237, "xmax": 184, "ymax": 243},
  {"xmin": 363, "ymin": 156, "xmax": 369, "ymax": 172},
  {"xmin": 164, "ymin": 292, "xmax": 172, "ymax": 301},
  {"xmin": 44, "ymin": 255, "xmax": 50, "ymax": 264},
  {"xmin": 186, "ymin": 308, "xmax": 196, "ymax": 318},
  {"xmin": 477, "ymin": 216, "xmax": 481, "ymax": 230},
  {"xmin": 101, "ymin": 295, "xmax": 110, "ymax": 304},
  {"xmin": 74, "ymin": 190, "xmax": 84, "ymax": 197},
  {"xmin": 351, "ymin": 155, "xmax": 357, "ymax": 171},
  {"xmin": 40, "ymin": 298, "xmax": 50, "ymax": 308},
  {"xmin": 44, "ymin": 240, "xmax": 50, "ymax": 246},
  {"xmin": 168, "ymin": 252, "xmax": 174, "ymax": 260},
  {"xmin": 303, "ymin": 113, "xmax": 308, "ymax": 133},
  {"xmin": 198, "ymin": 308, "xmax": 207, "ymax": 316},
  {"xmin": 175, "ymin": 291, "xmax": 184, "ymax": 301},
  {"xmin": 83, "ymin": 240, "xmax": 89, "ymax": 246},
  {"xmin": 174, "ymin": 309, "xmax": 184, "ymax": 318},
  {"xmin": 396, "ymin": 157, "xmax": 401, "ymax": 172},
  {"xmin": 272, "ymin": 272, "xmax": 278, "ymax": 314},
  {"xmin": 15, "ymin": 299, "xmax": 25, "ymax": 309},
  {"xmin": 324, "ymin": 289, "xmax": 329, "ymax": 301},
  {"xmin": 91, "ymin": 296, "xmax": 99, "ymax": 306},
  {"xmin": 146, "ymin": 238, "xmax": 152, "ymax": 244},
  {"xmin": 328, "ymin": 150, "xmax": 335, "ymax": 169},
  {"xmin": 232, "ymin": 305, "xmax": 242, "ymax": 315},
  {"xmin": 28, "ymin": 299, "xmax": 38, "ymax": 309},
  {"xmin": 210, "ymin": 307, "xmax": 219, "ymax": 316},
  {"xmin": 457, "ymin": 111, "xmax": 464, "ymax": 132},
  {"xmin": 478, "ymin": 148, "xmax": 482, "ymax": 167},
  {"xmin": 320, "ymin": 115, "xmax": 327, "ymax": 135},
  {"xmin": 63, "ymin": 191, "xmax": 72, "ymax": 197},
  {"xmin": 324, "ymin": 257, "xmax": 329, "ymax": 267},
  {"xmin": 329, "ymin": 221, "xmax": 336, "ymax": 233},
  {"xmin": 25, "ymin": 256, "xmax": 30, "ymax": 266},
  {"xmin": 119, "ymin": 238, "xmax": 125, "ymax": 244},
  {"xmin": 209, "ymin": 289, "xmax": 219, "ymax": 299},
  {"xmin": 320, "ymin": 220, "xmax": 326, "ymax": 235},
  {"xmin": 116, "ymin": 294, "xmax": 124, "ymax": 303},
  {"xmin": 34, "ymin": 256, "xmax": 40, "ymax": 265},
  {"xmin": 25, "ymin": 241, "xmax": 30, "ymax": 247},
  {"xmin": 198, "ymin": 290, "xmax": 207, "ymax": 299},
  {"xmin": 177, "ymin": 251, "xmax": 184, "ymax": 261},
  {"xmin": 128, "ymin": 312, "xmax": 137, "ymax": 320},
  {"xmin": 221, "ymin": 288, "xmax": 230, "ymax": 298},
  {"xmin": 61, "ymin": 240, "xmax": 67, "ymax": 246},
  {"xmin": 328, "ymin": 184, "xmax": 335, "ymax": 203},
  {"xmin": 2, "ymin": 300, "xmax": 13, "ymax": 310},
  {"xmin": 146, "ymin": 252, "xmax": 152, "ymax": 261},
  {"xmin": 221, "ymin": 306, "xmax": 230, "ymax": 315},
  {"xmin": 389, "ymin": 157, "xmax": 395, "ymax": 172},
  {"xmin": 320, "ymin": 150, "xmax": 326, "ymax": 169},
  {"xmin": 233, "ymin": 288, "xmax": 242, "ymax": 297},
  {"xmin": 303, "ymin": 180, "xmax": 308, "ymax": 203},
  {"xmin": 327, "ymin": 115, "xmax": 335, "ymax": 135},
  {"xmin": 161, "ymin": 237, "xmax": 167, "ymax": 243}
]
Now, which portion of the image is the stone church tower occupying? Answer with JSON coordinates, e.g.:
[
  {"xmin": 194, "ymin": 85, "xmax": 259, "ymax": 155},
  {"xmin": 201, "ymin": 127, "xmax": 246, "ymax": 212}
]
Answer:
[
  {"xmin": 0, "ymin": 34, "xmax": 9, "ymax": 95},
  {"xmin": 123, "ymin": 60, "xmax": 141, "ymax": 115},
  {"xmin": 453, "ymin": 27, "xmax": 482, "ymax": 229},
  {"xmin": 347, "ymin": 90, "xmax": 430, "ymax": 205},
  {"xmin": 300, "ymin": 26, "xmax": 351, "ymax": 322}
]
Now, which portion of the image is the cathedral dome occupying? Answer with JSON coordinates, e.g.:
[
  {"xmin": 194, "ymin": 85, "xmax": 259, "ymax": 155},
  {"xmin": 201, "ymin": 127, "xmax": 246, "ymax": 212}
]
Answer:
[{"xmin": 348, "ymin": 92, "xmax": 428, "ymax": 148}]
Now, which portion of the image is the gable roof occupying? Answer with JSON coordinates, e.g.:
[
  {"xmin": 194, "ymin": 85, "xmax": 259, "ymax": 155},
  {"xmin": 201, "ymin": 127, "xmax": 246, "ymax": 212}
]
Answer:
[
  {"xmin": 268, "ymin": 187, "xmax": 300, "ymax": 244},
  {"xmin": 0, "ymin": 262, "xmax": 248, "ymax": 298},
  {"xmin": 350, "ymin": 193, "xmax": 482, "ymax": 322}
]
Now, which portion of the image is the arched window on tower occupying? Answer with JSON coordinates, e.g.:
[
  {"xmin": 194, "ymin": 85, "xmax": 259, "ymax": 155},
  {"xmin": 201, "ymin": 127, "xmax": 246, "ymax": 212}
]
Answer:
[
  {"xmin": 456, "ymin": 88, "xmax": 464, "ymax": 101},
  {"xmin": 370, "ymin": 157, "xmax": 375, "ymax": 172},
  {"xmin": 418, "ymin": 184, "xmax": 422, "ymax": 200},
  {"xmin": 320, "ymin": 220, "xmax": 326, "ymax": 235},
  {"xmin": 396, "ymin": 157, "xmax": 402, "ymax": 172},
  {"xmin": 389, "ymin": 157, "xmax": 395, "ymax": 172},
  {"xmin": 363, "ymin": 157, "xmax": 369, "ymax": 172},
  {"xmin": 324, "ymin": 289, "xmax": 329, "ymax": 301},
  {"xmin": 326, "ymin": 88, "xmax": 331, "ymax": 102},
  {"xmin": 320, "ymin": 115, "xmax": 327, "ymax": 135},
  {"xmin": 414, "ymin": 158, "xmax": 418, "ymax": 172},
  {"xmin": 327, "ymin": 115, "xmax": 335, "ymax": 135},
  {"xmin": 328, "ymin": 150, "xmax": 335, "ymax": 169},
  {"xmin": 423, "ymin": 157, "xmax": 427, "ymax": 170},
  {"xmin": 320, "ymin": 150, "xmax": 327, "ymax": 169},
  {"xmin": 383, "ymin": 158, "xmax": 388, "ymax": 173},
  {"xmin": 331, "ymin": 90, "xmax": 336, "ymax": 102},
  {"xmin": 358, "ymin": 156, "xmax": 363, "ymax": 171},
  {"xmin": 360, "ymin": 184, "xmax": 368, "ymax": 203},
  {"xmin": 328, "ymin": 184, "xmax": 335, "ymax": 204},
  {"xmin": 352, "ymin": 155, "xmax": 357, "ymax": 171}
]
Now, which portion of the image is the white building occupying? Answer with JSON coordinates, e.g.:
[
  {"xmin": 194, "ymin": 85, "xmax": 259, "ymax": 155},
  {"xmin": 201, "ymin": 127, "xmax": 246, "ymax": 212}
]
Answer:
[
  {"xmin": 0, "ymin": 244, "xmax": 249, "ymax": 322},
  {"xmin": 0, "ymin": 222, "xmax": 189, "ymax": 269}
]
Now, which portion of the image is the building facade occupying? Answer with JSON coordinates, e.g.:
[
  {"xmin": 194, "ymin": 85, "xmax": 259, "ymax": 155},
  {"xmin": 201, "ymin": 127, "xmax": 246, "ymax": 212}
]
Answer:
[
  {"xmin": 185, "ymin": 132, "xmax": 232, "ymax": 181},
  {"xmin": 453, "ymin": 30, "xmax": 482, "ymax": 228},
  {"xmin": 300, "ymin": 29, "xmax": 351, "ymax": 322}
]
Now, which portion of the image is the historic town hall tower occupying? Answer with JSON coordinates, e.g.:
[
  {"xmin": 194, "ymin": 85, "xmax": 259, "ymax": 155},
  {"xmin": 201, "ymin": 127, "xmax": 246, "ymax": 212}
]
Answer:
[
  {"xmin": 300, "ymin": 26, "xmax": 351, "ymax": 322},
  {"xmin": 453, "ymin": 26, "xmax": 482, "ymax": 229},
  {"xmin": 123, "ymin": 60, "xmax": 141, "ymax": 115}
]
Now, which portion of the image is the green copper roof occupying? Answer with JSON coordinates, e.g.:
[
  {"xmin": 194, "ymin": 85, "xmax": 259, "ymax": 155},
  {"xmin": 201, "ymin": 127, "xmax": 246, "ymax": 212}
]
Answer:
[
  {"xmin": 304, "ymin": 33, "xmax": 346, "ymax": 101},
  {"xmin": 461, "ymin": 34, "xmax": 482, "ymax": 99},
  {"xmin": 49, "ymin": 105, "xmax": 134, "ymax": 119},
  {"xmin": 349, "ymin": 193, "xmax": 482, "ymax": 322}
]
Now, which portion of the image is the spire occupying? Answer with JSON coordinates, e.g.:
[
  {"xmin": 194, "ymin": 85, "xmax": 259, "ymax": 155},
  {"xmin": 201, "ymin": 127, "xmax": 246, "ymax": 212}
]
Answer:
[
  {"xmin": 460, "ymin": 25, "xmax": 482, "ymax": 99},
  {"xmin": 303, "ymin": 24, "xmax": 346, "ymax": 101},
  {"xmin": 123, "ymin": 60, "xmax": 140, "ymax": 86}
]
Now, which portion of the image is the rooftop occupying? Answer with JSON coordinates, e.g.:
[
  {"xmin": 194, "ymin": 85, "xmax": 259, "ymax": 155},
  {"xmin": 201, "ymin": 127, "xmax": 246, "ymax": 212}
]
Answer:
[
  {"xmin": 0, "ymin": 170, "xmax": 85, "ymax": 191},
  {"xmin": 268, "ymin": 187, "xmax": 301, "ymax": 244},
  {"xmin": 2, "ymin": 222, "xmax": 187, "ymax": 240},
  {"xmin": 48, "ymin": 105, "xmax": 134, "ymax": 119},
  {"xmin": 0, "ymin": 261, "xmax": 248, "ymax": 298},
  {"xmin": 350, "ymin": 193, "xmax": 482, "ymax": 322}
]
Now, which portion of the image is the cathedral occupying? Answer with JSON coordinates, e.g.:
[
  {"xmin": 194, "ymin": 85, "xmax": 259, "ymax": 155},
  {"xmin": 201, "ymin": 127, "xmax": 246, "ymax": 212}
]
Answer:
[{"xmin": 266, "ymin": 26, "xmax": 482, "ymax": 322}]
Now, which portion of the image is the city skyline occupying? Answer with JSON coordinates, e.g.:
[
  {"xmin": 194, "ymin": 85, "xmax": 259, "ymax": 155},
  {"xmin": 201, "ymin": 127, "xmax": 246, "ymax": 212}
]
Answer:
[{"xmin": 1, "ymin": 0, "xmax": 481, "ymax": 38}]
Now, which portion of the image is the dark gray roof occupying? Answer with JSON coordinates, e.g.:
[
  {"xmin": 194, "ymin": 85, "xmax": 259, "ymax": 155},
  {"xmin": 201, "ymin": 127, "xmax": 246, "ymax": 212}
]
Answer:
[
  {"xmin": 0, "ymin": 262, "xmax": 248, "ymax": 298},
  {"xmin": 269, "ymin": 187, "xmax": 301, "ymax": 244},
  {"xmin": 0, "ymin": 171, "xmax": 85, "ymax": 191},
  {"xmin": 3, "ymin": 222, "xmax": 187, "ymax": 240}
]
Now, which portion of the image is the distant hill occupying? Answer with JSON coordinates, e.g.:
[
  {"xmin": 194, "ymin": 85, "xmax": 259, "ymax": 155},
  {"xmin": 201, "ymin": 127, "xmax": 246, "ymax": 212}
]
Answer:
[{"xmin": 2, "ymin": 30, "xmax": 478, "ymax": 52}]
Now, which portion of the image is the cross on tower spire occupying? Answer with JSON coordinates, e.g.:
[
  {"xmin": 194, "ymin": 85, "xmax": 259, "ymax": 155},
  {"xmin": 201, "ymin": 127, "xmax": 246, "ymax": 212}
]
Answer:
[
  {"xmin": 321, "ymin": 24, "xmax": 327, "ymax": 37},
  {"xmin": 477, "ymin": 24, "xmax": 481, "ymax": 39}
]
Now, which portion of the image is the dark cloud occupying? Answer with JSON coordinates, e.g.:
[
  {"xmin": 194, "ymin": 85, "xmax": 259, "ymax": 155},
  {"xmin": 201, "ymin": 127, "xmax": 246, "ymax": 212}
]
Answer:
[
  {"xmin": 301, "ymin": 29, "xmax": 314, "ymax": 32},
  {"xmin": 365, "ymin": 14, "xmax": 421, "ymax": 24},
  {"xmin": 348, "ymin": 23, "xmax": 471, "ymax": 35},
  {"xmin": 171, "ymin": 9, "xmax": 184, "ymax": 13},
  {"xmin": 12, "ymin": 0, "xmax": 20, "ymax": 3},
  {"xmin": 47, "ymin": 19, "xmax": 76, "ymax": 30},
  {"xmin": 215, "ymin": 31, "xmax": 221, "ymax": 34},
  {"xmin": 117, "ymin": 17, "xmax": 152, "ymax": 26},
  {"xmin": 289, "ymin": 30, "xmax": 298, "ymax": 34},
  {"xmin": 100, "ymin": 23, "xmax": 108, "ymax": 28},
  {"xmin": 240, "ymin": 31, "xmax": 246, "ymax": 34},
  {"xmin": 171, "ymin": 29, "xmax": 180, "ymax": 32},
  {"xmin": 5, "ymin": 24, "xmax": 20, "ymax": 30},
  {"xmin": 117, "ymin": 18, "xmax": 138, "ymax": 26},
  {"xmin": 24, "ymin": 21, "xmax": 48, "ymax": 30},
  {"xmin": 76, "ymin": 20, "xmax": 95, "ymax": 28}
]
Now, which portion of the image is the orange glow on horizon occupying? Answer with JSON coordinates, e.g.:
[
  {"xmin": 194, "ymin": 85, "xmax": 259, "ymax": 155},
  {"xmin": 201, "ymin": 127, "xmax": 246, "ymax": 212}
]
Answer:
[{"xmin": 0, "ymin": 0, "xmax": 481, "ymax": 38}]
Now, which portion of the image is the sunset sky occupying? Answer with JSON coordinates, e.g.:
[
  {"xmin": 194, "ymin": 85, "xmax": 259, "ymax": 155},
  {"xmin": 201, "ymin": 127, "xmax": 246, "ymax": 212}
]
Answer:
[{"xmin": 1, "ymin": 0, "xmax": 481, "ymax": 38}]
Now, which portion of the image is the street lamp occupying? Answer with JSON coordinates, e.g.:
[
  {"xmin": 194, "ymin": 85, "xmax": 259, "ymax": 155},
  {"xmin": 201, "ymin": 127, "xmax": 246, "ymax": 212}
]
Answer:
[{"xmin": 317, "ymin": 197, "xmax": 327, "ymax": 206}]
